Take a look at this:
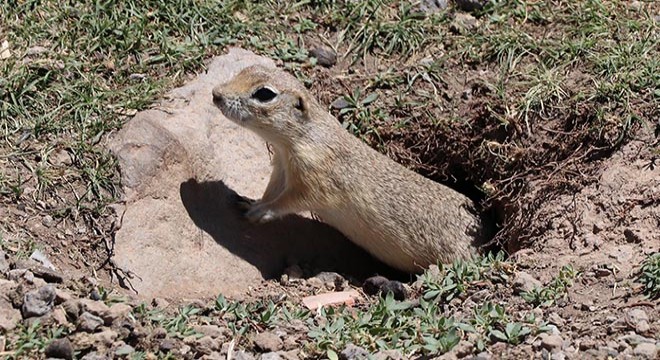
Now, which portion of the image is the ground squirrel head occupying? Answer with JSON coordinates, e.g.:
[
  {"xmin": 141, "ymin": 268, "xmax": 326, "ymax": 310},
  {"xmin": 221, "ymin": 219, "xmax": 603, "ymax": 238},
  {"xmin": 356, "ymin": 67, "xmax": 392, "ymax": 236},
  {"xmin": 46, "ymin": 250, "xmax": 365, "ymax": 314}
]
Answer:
[{"xmin": 212, "ymin": 65, "xmax": 314, "ymax": 144}]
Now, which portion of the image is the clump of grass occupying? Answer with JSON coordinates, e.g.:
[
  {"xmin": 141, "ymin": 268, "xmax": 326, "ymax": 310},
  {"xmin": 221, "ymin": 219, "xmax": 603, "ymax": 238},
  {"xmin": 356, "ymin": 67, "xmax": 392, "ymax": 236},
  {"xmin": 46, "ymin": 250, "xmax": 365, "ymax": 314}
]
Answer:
[
  {"xmin": 636, "ymin": 252, "xmax": 660, "ymax": 300},
  {"xmin": 521, "ymin": 265, "xmax": 577, "ymax": 307},
  {"xmin": 2, "ymin": 320, "xmax": 67, "ymax": 360}
]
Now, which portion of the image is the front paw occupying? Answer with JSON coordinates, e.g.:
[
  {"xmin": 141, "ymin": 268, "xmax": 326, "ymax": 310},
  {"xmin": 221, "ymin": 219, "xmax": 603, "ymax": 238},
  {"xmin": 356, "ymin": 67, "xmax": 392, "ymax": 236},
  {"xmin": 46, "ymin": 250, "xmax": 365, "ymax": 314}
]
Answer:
[{"xmin": 245, "ymin": 205, "xmax": 277, "ymax": 224}]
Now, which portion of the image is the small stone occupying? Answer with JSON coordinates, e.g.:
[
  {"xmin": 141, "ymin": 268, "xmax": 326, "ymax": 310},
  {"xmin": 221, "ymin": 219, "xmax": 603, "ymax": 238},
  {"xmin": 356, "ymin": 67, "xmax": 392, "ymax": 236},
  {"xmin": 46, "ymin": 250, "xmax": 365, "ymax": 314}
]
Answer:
[
  {"xmin": 22, "ymin": 285, "xmax": 56, "ymax": 318},
  {"xmin": 41, "ymin": 215, "xmax": 55, "ymax": 227},
  {"xmin": 79, "ymin": 299, "xmax": 109, "ymax": 317},
  {"xmin": 373, "ymin": 349, "xmax": 404, "ymax": 360},
  {"xmin": 0, "ymin": 306, "xmax": 21, "ymax": 332},
  {"xmin": 618, "ymin": 334, "xmax": 656, "ymax": 345},
  {"xmin": 159, "ymin": 338, "xmax": 179, "ymax": 353},
  {"xmin": 152, "ymin": 327, "xmax": 167, "ymax": 339},
  {"xmin": 115, "ymin": 343, "xmax": 135, "ymax": 356},
  {"xmin": 92, "ymin": 329, "xmax": 118, "ymax": 347},
  {"xmin": 103, "ymin": 302, "xmax": 131, "ymax": 324},
  {"xmin": 77, "ymin": 311, "xmax": 104, "ymax": 332},
  {"xmin": 193, "ymin": 324, "xmax": 225, "ymax": 338},
  {"xmin": 579, "ymin": 339, "xmax": 596, "ymax": 350},
  {"xmin": 51, "ymin": 307, "xmax": 69, "ymax": 326},
  {"xmin": 196, "ymin": 335, "xmax": 219, "ymax": 354},
  {"xmin": 81, "ymin": 352, "xmax": 109, "ymax": 360},
  {"xmin": 633, "ymin": 343, "xmax": 657, "ymax": 359},
  {"xmin": 29, "ymin": 250, "xmax": 57, "ymax": 271},
  {"xmin": 513, "ymin": 271, "xmax": 542, "ymax": 294},
  {"xmin": 548, "ymin": 313, "xmax": 565, "ymax": 327},
  {"xmin": 455, "ymin": 0, "xmax": 488, "ymax": 12},
  {"xmin": 340, "ymin": 344, "xmax": 370, "ymax": 360},
  {"xmin": 627, "ymin": 309, "xmax": 650, "ymax": 334},
  {"xmin": 541, "ymin": 334, "xmax": 563, "ymax": 351},
  {"xmin": 550, "ymin": 351, "xmax": 566, "ymax": 360},
  {"xmin": 0, "ymin": 251, "xmax": 9, "ymax": 273},
  {"xmin": 8, "ymin": 269, "xmax": 30, "ymax": 282},
  {"xmin": 62, "ymin": 299, "xmax": 81, "ymax": 320},
  {"xmin": 152, "ymin": 297, "xmax": 170, "ymax": 309},
  {"xmin": 253, "ymin": 331, "xmax": 283, "ymax": 352},
  {"xmin": 26, "ymin": 46, "xmax": 49, "ymax": 56},
  {"xmin": 0, "ymin": 335, "xmax": 5, "ymax": 352},
  {"xmin": 44, "ymin": 338, "xmax": 74, "ymax": 360},
  {"xmin": 260, "ymin": 353, "xmax": 282, "ymax": 360},
  {"xmin": 453, "ymin": 340, "xmax": 474, "ymax": 357},
  {"xmin": 309, "ymin": 46, "xmax": 337, "ymax": 67},
  {"xmin": 233, "ymin": 350, "xmax": 257, "ymax": 360},
  {"xmin": 54, "ymin": 288, "xmax": 72, "ymax": 304},
  {"xmin": 419, "ymin": 0, "xmax": 449, "ymax": 13}
]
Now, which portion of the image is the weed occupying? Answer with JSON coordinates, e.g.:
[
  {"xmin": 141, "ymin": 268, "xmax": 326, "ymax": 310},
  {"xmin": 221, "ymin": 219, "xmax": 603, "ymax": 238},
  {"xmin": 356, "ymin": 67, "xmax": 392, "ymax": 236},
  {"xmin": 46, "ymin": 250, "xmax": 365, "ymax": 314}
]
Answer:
[
  {"xmin": 636, "ymin": 252, "xmax": 660, "ymax": 299},
  {"xmin": 521, "ymin": 265, "xmax": 577, "ymax": 307},
  {"xmin": 3, "ymin": 320, "xmax": 66, "ymax": 359}
]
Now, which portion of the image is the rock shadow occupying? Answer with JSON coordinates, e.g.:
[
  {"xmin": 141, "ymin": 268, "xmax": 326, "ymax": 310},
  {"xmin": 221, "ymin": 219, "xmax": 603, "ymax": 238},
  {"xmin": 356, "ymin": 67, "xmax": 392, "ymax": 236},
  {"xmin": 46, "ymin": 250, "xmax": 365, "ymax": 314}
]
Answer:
[{"xmin": 179, "ymin": 179, "xmax": 405, "ymax": 282}]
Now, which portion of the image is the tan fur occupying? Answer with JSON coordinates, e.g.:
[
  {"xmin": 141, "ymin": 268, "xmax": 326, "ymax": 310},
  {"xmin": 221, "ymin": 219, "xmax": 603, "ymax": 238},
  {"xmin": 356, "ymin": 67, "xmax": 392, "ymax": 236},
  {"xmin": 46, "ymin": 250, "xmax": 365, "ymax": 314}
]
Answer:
[{"xmin": 211, "ymin": 65, "xmax": 488, "ymax": 273}]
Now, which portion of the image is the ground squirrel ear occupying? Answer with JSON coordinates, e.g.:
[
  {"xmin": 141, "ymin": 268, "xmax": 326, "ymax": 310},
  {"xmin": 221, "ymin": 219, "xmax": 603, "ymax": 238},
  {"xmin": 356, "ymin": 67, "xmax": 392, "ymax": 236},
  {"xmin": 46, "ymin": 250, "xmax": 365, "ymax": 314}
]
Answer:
[{"xmin": 294, "ymin": 93, "xmax": 308, "ymax": 114}]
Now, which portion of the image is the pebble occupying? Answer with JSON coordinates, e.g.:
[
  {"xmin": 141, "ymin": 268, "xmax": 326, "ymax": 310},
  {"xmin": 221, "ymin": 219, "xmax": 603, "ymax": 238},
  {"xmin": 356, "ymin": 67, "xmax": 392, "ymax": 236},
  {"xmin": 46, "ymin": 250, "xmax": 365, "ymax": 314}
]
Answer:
[
  {"xmin": 419, "ymin": 0, "xmax": 449, "ymax": 13},
  {"xmin": 44, "ymin": 338, "xmax": 74, "ymax": 360},
  {"xmin": 152, "ymin": 297, "xmax": 170, "ymax": 309},
  {"xmin": 541, "ymin": 334, "xmax": 564, "ymax": 351},
  {"xmin": 77, "ymin": 311, "xmax": 104, "ymax": 332},
  {"xmin": 340, "ymin": 344, "xmax": 370, "ymax": 359},
  {"xmin": 198, "ymin": 335, "xmax": 221, "ymax": 354},
  {"xmin": 193, "ymin": 324, "xmax": 226, "ymax": 338},
  {"xmin": 62, "ymin": 299, "xmax": 82, "ymax": 320},
  {"xmin": 92, "ymin": 329, "xmax": 118, "ymax": 347},
  {"xmin": 114, "ymin": 343, "xmax": 135, "ymax": 356},
  {"xmin": 54, "ymin": 288, "xmax": 73, "ymax": 304},
  {"xmin": 0, "ymin": 251, "xmax": 9, "ymax": 273},
  {"xmin": 51, "ymin": 307, "xmax": 69, "ymax": 326},
  {"xmin": 626, "ymin": 308, "xmax": 650, "ymax": 334},
  {"xmin": 633, "ymin": 343, "xmax": 657, "ymax": 359},
  {"xmin": 362, "ymin": 276, "xmax": 389, "ymax": 296},
  {"xmin": 103, "ymin": 302, "xmax": 132, "ymax": 324},
  {"xmin": 308, "ymin": 46, "xmax": 337, "ymax": 67},
  {"xmin": 474, "ymin": 351, "xmax": 491, "ymax": 360},
  {"xmin": 380, "ymin": 280, "xmax": 407, "ymax": 301},
  {"xmin": 260, "ymin": 353, "xmax": 282, "ymax": 360},
  {"xmin": 78, "ymin": 299, "xmax": 110, "ymax": 321},
  {"xmin": 22, "ymin": 285, "xmax": 56, "ymax": 318},
  {"xmin": 513, "ymin": 271, "xmax": 542, "ymax": 294},
  {"xmin": 233, "ymin": 351, "xmax": 257, "ymax": 360},
  {"xmin": 159, "ymin": 338, "xmax": 179, "ymax": 353},
  {"xmin": 80, "ymin": 353, "xmax": 109, "ymax": 360},
  {"xmin": 253, "ymin": 331, "xmax": 283, "ymax": 352}
]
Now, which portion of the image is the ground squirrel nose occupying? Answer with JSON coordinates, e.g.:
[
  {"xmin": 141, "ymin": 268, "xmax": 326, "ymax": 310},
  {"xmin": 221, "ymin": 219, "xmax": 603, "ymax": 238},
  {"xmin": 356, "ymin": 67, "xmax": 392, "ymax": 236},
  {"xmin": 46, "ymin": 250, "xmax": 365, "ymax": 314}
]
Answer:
[{"xmin": 212, "ymin": 87, "xmax": 224, "ymax": 105}]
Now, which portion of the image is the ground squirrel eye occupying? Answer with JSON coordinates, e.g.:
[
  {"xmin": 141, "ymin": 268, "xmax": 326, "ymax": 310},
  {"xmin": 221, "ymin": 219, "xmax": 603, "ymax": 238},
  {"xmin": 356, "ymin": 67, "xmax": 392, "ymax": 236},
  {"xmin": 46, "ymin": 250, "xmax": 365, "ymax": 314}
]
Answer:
[{"xmin": 251, "ymin": 87, "xmax": 278, "ymax": 102}]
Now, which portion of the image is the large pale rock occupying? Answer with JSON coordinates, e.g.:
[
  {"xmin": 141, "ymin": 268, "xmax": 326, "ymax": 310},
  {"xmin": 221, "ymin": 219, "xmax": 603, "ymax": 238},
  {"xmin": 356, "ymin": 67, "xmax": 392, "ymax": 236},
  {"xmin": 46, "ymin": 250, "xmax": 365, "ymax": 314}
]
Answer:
[{"xmin": 108, "ymin": 48, "xmax": 389, "ymax": 299}]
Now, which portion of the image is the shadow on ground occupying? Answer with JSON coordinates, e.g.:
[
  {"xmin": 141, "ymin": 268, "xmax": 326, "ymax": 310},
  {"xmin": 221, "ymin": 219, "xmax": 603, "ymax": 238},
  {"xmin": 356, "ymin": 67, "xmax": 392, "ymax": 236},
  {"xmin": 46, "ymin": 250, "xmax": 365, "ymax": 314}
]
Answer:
[{"xmin": 179, "ymin": 178, "xmax": 405, "ymax": 282}]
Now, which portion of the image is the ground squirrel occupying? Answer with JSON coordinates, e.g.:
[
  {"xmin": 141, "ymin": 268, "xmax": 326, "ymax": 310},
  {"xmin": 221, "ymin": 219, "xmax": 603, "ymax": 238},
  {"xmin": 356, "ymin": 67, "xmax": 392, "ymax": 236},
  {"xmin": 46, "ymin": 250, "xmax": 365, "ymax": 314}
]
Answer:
[{"xmin": 211, "ymin": 65, "xmax": 489, "ymax": 273}]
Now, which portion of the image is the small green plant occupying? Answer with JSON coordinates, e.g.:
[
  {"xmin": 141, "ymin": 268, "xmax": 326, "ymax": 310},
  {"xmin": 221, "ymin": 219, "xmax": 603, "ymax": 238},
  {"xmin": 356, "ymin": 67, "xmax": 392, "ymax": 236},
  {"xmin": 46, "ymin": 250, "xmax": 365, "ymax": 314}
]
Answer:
[
  {"xmin": 333, "ymin": 88, "xmax": 386, "ymax": 140},
  {"xmin": 636, "ymin": 252, "xmax": 660, "ymax": 299},
  {"xmin": 421, "ymin": 252, "xmax": 511, "ymax": 303},
  {"xmin": 5, "ymin": 320, "xmax": 66, "ymax": 359},
  {"xmin": 521, "ymin": 265, "xmax": 577, "ymax": 307},
  {"xmin": 489, "ymin": 322, "xmax": 532, "ymax": 345}
]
